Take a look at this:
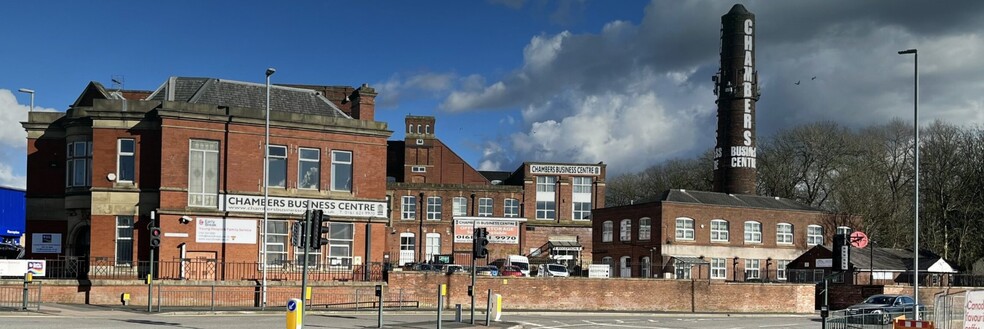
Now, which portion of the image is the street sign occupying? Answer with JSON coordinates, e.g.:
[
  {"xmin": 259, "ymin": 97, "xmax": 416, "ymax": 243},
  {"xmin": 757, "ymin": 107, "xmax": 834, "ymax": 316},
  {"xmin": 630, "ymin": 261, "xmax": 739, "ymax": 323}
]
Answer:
[
  {"xmin": 287, "ymin": 299, "xmax": 297, "ymax": 312},
  {"xmin": 850, "ymin": 231, "xmax": 869, "ymax": 249}
]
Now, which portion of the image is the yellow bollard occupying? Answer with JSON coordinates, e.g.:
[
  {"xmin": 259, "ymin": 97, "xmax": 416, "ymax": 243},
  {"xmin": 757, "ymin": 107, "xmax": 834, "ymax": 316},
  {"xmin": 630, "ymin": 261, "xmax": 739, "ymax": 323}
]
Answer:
[
  {"xmin": 495, "ymin": 294, "xmax": 502, "ymax": 322},
  {"xmin": 305, "ymin": 287, "xmax": 312, "ymax": 301},
  {"xmin": 286, "ymin": 298, "xmax": 302, "ymax": 329}
]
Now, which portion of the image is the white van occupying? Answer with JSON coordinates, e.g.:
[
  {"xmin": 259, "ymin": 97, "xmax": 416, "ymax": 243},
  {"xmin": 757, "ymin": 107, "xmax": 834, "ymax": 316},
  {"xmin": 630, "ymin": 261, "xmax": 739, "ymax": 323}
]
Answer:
[
  {"xmin": 507, "ymin": 255, "xmax": 530, "ymax": 277},
  {"xmin": 537, "ymin": 263, "xmax": 570, "ymax": 277}
]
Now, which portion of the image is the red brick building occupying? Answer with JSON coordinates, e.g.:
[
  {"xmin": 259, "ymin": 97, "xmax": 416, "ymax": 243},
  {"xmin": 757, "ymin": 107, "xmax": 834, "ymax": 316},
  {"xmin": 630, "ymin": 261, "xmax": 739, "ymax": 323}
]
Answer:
[
  {"xmin": 592, "ymin": 189, "xmax": 841, "ymax": 281},
  {"xmin": 22, "ymin": 77, "xmax": 391, "ymax": 279},
  {"xmin": 385, "ymin": 115, "xmax": 606, "ymax": 267}
]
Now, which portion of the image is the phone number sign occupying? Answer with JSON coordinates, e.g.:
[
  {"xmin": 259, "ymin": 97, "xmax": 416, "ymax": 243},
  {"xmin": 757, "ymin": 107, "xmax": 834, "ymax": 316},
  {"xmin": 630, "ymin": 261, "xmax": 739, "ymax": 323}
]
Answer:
[{"xmin": 454, "ymin": 219, "xmax": 520, "ymax": 244}]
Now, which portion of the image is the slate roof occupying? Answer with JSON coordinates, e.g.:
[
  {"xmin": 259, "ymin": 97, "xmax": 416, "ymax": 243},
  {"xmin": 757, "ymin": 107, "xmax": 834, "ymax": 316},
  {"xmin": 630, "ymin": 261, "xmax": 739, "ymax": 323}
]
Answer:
[
  {"xmin": 146, "ymin": 77, "xmax": 348, "ymax": 117},
  {"xmin": 850, "ymin": 247, "xmax": 951, "ymax": 272},
  {"xmin": 660, "ymin": 189, "xmax": 820, "ymax": 212},
  {"xmin": 479, "ymin": 171, "xmax": 512, "ymax": 184}
]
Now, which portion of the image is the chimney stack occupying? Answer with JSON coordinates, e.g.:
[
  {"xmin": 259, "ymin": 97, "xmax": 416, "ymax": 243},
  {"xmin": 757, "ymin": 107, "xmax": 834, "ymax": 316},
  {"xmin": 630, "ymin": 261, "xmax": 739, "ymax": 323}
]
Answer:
[{"xmin": 712, "ymin": 4, "xmax": 758, "ymax": 195}]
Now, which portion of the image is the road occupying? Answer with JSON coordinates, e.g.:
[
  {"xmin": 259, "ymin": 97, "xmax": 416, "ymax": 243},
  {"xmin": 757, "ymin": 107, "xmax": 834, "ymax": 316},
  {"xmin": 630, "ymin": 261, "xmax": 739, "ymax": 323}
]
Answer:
[{"xmin": 0, "ymin": 304, "xmax": 821, "ymax": 328}]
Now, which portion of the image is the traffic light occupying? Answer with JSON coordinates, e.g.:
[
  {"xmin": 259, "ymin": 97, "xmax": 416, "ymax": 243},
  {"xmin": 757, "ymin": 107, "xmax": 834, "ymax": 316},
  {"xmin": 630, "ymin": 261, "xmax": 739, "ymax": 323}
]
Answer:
[
  {"xmin": 291, "ymin": 220, "xmax": 306, "ymax": 248},
  {"xmin": 149, "ymin": 226, "xmax": 162, "ymax": 248},
  {"xmin": 310, "ymin": 210, "xmax": 330, "ymax": 250},
  {"xmin": 473, "ymin": 227, "xmax": 489, "ymax": 259}
]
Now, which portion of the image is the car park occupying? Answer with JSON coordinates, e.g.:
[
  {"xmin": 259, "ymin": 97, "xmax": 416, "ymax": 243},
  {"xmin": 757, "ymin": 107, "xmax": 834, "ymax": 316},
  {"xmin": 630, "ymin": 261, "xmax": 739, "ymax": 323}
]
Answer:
[
  {"xmin": 500, "ymin": 265, "xmax": 524, "ymax": 277},
  {"xmin": 537, "ymin": 263, "xmax": 570, "ymax": 277},
  {"xmin": 476, "ymin": 266, "xmax": 498, "ymax": 276},
  {"xmin": 445, "ymin": 264, "xmax": 466, "ymax": 274},
  {"xmin": 844, "ymin": 294, "xmax": 924, "ymax": 325}
]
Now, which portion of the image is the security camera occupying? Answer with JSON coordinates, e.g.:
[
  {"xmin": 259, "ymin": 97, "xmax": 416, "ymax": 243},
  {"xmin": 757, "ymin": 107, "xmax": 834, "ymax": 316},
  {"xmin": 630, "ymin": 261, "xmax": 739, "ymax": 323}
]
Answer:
[{"xmin": 179, "ymin": 216, "xmax": 192, "ymax": 224}]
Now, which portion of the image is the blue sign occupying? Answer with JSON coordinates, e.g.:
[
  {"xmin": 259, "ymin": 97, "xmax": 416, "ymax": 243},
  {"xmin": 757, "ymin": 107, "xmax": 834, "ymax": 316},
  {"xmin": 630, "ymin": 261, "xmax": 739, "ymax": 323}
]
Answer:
[{"xmin": 287, "ymin": 299, "xmax": 297, "ymax": 312}]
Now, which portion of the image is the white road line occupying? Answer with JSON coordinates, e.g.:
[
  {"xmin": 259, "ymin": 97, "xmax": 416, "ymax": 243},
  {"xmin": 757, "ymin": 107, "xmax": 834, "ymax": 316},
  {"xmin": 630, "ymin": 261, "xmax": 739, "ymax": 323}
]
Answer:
[
  {"xmin": 583, "ymin": 320, "xmax": 674, "ymax": 329},
  {"xmin": 759, "ymin": 324, "xmax": 799, "ymax": 328}
]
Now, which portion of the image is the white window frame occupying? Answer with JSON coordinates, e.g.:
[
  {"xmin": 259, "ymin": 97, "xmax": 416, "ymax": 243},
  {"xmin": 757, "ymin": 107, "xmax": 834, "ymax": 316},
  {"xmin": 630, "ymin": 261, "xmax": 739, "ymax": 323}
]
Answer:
[
  {"xmin": 326, "ymin": 222, "xmax": 354, "ymax": 268},
  {"xmin": 536, "ymin": 200, "xmax": 555, "ymax": 220},
  {"xmin": 619, "ymin": 219, "xmax": 632, "ymax": 242},
  {"xmin": 777, "ymin": 223, "xmax": 793, "ymax": 245},
  {"xmin": 711, "ymin": 258, "xmax": 726, "ymax": 279},
  {"xmin": 572, "ymin": 176, "xmax": 591, "ymax": 193},
  {"xmin": 807, "ymin": 225, "xmax": 824, "ymax": 246},
  {"xmin": 411, "ymin": 166, "xmax": 426, "ymax": 173},
  {"xmin": 777, "ymin": 260, "xmax": 790, "ymax": 281},
  {"xmin": 453, "ymin": 197, "xmax": 468, "ymax": 216},
  {"xmin": 188, "ymin": 140, "xmax": 219, "ymax": 208},
  {"xmin": 745, "ymin": 259, "xmax": 761, "ymax": 279},
  {"xmin": 331, "ymin": 150, "xmax": 353, "ymax": 192},
  {"xmin": 427, "ymin": 196, "xmax": 442, "ymax": 220},
  {"xmin": 710, "ymin": 219, "xmax": 729, "ymax": 242},
  {"xmin": 675, "ymin": 217, "xmax": 695, "ymax": 240},
  {"xmin": 744, "ymin": 221, "xmax": 762, "ymax": 243},
  {"xmin": 837, "ymin": 226, "xmax": 852, "ymax": 236},
  {"xmin": 504, "ymin": 199, "xmax": 519, "ymax": 218},
  {"xmin": 573, "ymin": 201, "xmax": 591, "ymax": 221},
  {"xmin": 602, "ymin": 221, "xmax": 613, "ymax": 242},
  {"xmin": 297, "ymin": 147, "xmax": 321, "ymax": 190},
  {"xmin": 536, "ymin": 176, "xmax": 557, "ymax": 192},
  {"xmin": 478, "ymin": 198, "xmax": 493, "ymax": 216},
  {"xmin": 267, "ymin": 145, "xmax": 287, "ymax": 188},
  {"xmin": 263, "ymin": 220, "xmax": 288, "ymax": 267},
  {"xmin": 117, "ymin": 139, "xmax": 135, "ymax": 183},
  {"xmin": 638, "ymin": 217, "xmax": 651, "ymax": 241},
  {"xmin": 115, "ymin": 216, "xmax": 134, "ymax": 266},
  {"xmin": 401, "ymin": 196, "xmax": 416, "ymax": 220}
]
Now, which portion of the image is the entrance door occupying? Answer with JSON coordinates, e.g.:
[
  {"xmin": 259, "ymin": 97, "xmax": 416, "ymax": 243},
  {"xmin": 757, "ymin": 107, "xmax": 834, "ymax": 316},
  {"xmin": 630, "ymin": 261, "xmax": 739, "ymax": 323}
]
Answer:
[
  {"xmin": 620, "ymin": 256, "xmax": 631, "ymax": 278},
  {"xmin": 399, "ymin": 233, "xmax": 416, "ymax": 266},
  {"xmin": 425, "ymin": 233, "xmax": 441, "ymax": 263}
]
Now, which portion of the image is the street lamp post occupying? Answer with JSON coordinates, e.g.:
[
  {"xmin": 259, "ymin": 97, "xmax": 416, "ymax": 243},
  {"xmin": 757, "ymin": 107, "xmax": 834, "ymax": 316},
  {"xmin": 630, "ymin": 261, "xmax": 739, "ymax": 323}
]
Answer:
[
  {"xmin": 898, "ymin": 48, "xmax": 918, "ymax": 320},
  {"xmin": 18, "ymin": 88, "xmax": 35, "ymax": 112},
  {"xmin": 262, "ymin": 67, "xmax": 276, "ymax": 308}
]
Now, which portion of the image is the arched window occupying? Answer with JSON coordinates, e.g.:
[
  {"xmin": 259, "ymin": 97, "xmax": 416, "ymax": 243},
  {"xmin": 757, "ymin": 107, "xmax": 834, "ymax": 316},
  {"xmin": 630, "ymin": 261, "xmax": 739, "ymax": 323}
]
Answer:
[
  {"xmin": 638, "ymin": 217, "xmax": 651, "ymax": 241},
  {"xmin": 416, "ymin": 124, "xmax": 421, "ymax": 134},
  {"xmin": 408, "ymin": 123, "xmax": 413, "ymax": 133},
  {"xmin": 619, "ymin": 219, "xmax": 632, "ymax": 241},
  {"xmin": 675, "ymin": 217, "xmax": 694, "ymax": 240},
  {"xmin": 602, "ymin": 221, "xmax": 613, "ymax": 242},
  {"xmin": 777, "ymin": 223, "xmax": 793, "ymax": 244},
  {"xmin": 710, "ymin": 219, "xmax": 729, "ymax": 242},
  {"xmin": 744, "ymin": 221, "xmax": 762, "ymax": 243},
  {"xmin": 425, "ymin": 233, "xmax": 441, "ymax": 263},
  {"xmin": 807, "ymin": 225, "xmax": 824, "ymax": 246}
]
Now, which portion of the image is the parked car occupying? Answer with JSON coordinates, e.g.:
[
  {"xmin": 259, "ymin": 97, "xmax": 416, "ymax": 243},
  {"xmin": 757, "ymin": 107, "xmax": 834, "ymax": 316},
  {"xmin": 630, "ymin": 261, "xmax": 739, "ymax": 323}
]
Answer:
[
  {"xmin": 537, "ymin": 263, "xmax": 570, "ymax": 277},
  {"xmin": 500, "ymin": 265, "xmax": 524, "ymax": 277},
  {"xmin": 476, "ymin": 266, "xmax": 498, "ymax": 276},
  {"xmin": 491, "ymin": 255, "xmax": 531, "ymax": 277},
  {"xmin": 844, "ymin": 294, "xmax": 924, "ymax": 325},
  {"xmin": 445, "ymin": 264, "xmax": 466, "ymax": 274}
]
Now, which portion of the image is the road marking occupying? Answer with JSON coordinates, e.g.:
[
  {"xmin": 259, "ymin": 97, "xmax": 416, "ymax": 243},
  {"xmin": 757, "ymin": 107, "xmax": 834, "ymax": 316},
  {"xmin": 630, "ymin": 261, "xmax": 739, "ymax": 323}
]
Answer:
[{"xmin": 759, "ymin": 324, "xmax": 798, "ymax": 328}]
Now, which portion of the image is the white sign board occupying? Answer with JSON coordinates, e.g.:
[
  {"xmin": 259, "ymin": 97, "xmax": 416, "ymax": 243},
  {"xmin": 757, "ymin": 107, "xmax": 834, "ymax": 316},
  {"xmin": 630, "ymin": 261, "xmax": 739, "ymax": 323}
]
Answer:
[
  {"xmin": 453, "ymin": 219, "xmax": 521, "ymax": 244},
  {"xmin": 588, "ymin": 264, "xmax": 611, "ymax": 278},
  {"xmin": 220, "ymin": 194, "xmax": 387, "ymax": 218},
  {"xmin": 965, "ymin": 290, "xmax": 984, "ymax": 327},
  {"xmin": 31, "ymin": 233, "xmax": 61, "ymax": 254},
  {"xmin": 529, "ymin": 164, "xmax": 601, "ymax": 176},
  {"xmin": 0, "ymin": 260, "xmax": 46, "ymax": 277},
  {"xmin": 196, "ymin": 218, "xmax": 257, "ymax": 244},
  {"xmin": 816, "ymin": 258, "xmax": 832, "ymax": 268}
]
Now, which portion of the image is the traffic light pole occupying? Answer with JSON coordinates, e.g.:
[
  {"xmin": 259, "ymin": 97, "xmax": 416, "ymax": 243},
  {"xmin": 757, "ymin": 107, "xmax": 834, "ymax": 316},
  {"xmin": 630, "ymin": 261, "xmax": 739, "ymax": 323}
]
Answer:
[
  {"xmin": 301, "ymin": 211, "xmax": 312, "ymax": 328},
  {"xmin": 148, "ymin": 211, "xmax": 156, "ymax": 313},
  {"xmin": 470, "ymin": 221, "xmax": 477, "ymax": 324}
]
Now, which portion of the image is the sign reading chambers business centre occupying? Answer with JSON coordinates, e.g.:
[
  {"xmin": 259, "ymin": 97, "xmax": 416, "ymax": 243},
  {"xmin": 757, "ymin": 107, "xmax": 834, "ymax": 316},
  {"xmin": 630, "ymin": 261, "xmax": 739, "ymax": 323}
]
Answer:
[
  {"xmin": 220, "ymin": 194, "xmax": 387, "ymax": 218},
  {"xmin": 529, "ymin": 164, "xmax": 601, "ymax": 176}
]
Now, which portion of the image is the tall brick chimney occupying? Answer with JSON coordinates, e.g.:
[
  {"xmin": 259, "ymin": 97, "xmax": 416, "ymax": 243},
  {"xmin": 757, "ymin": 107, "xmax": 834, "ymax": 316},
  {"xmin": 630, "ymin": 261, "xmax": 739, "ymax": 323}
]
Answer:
[{"xmin": 351, "ymin": 83, "xmax": 377, "ymax": 121}]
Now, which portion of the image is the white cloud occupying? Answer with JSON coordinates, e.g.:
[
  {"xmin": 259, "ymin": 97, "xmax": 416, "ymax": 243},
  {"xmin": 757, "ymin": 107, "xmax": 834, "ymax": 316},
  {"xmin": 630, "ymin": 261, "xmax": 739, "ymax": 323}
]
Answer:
[
  {"xmin": 0, "ymin": 89, "xmax": 58, "ymax": 148},
  {"xmin": 0, "ymin": 161, "xmax": 25, "ymax": 189},
  {"xmin": 374, "ymin": 72, "xmax": 457, "ymax": 108},
  {"xmin": 444, "ymin": 1, "xmax": 984, "ymax": 175}
]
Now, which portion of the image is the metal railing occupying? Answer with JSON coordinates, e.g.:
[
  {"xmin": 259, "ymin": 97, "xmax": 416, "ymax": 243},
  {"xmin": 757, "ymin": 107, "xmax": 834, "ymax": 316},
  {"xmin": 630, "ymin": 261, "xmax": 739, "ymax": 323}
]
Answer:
[
  {"xmin": 824, "ymin": 306, "xmax": 934, "ymax": 329},
  {"xmin": 0, "ymin": 283, "xmax": 42, "ymax": 311},
  {"xmin": 933, "ymin": 290, "xmax": 969, "ymax": 329},
  {"xmin": 36, "ymin": 258, "xmax": 385, "ymax": 282}
]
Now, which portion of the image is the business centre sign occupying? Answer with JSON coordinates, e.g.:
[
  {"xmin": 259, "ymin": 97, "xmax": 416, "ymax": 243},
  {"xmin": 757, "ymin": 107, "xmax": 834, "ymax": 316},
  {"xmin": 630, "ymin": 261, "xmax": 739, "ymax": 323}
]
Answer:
[{"xmin": 220, "ymin": 194, "xmax": 386, "ymax": 218}]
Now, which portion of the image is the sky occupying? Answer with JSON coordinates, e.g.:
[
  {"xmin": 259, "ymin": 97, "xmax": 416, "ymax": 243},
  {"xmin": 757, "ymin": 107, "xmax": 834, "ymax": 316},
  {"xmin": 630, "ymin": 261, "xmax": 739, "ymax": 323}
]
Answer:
[{"xmin": 2, "ymin": 0, "xmax": 984, "ymax": 189}]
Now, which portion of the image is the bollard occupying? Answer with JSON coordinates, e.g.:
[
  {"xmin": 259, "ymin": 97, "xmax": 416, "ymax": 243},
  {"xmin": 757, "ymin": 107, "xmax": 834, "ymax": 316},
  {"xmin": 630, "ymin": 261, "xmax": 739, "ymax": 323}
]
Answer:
[
  {"xmin": 486, "ymin": 289, "xmax": 492, "ymax": 326},
  {"xmin": 22, "ymin": 272, "xmax": 32, "ymax": 311},
  {"xmin": 437, "ymin": 284, "xmax": 446, "ymax": 329},
  {"xmin": 122, "ymin": 293, "xmax": 131, "ymax": 306},
  {"xmin": 286, "ymin": 298, "xmax": 302, "ymax": 329},
  {"xmin": 455, "ymin": 304, "xmax": 462, "ymax": 323},
  {"xmin": 493, "ymin": 294, "xmax": 502, "ymax": 322},
  {"xmin": 376, "ymin": 284, "xmax": 383, "ymax": 328}
]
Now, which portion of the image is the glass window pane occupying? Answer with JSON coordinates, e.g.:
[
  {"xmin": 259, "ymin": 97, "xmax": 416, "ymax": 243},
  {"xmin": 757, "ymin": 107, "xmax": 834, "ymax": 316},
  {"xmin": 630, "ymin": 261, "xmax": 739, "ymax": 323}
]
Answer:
[
  {"xmin": 119, "ymin": 155, "xmax": 135, "ymax": 181},
  {"xmin": 120, "ymin": 139, "xmax": 135, "ymax": 153}
]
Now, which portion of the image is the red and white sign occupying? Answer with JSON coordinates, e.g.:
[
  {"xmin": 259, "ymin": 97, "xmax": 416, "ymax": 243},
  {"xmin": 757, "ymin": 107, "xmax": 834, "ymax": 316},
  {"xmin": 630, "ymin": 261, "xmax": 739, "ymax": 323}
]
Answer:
[
  {"xmin": 893, "ymin": 319, "xmax": 934, "ymax": 328},
  {"xmin": 453, "ymin": 218, "xmax": 522, "ymax": 244},
  {"xmin": 964, "ymin": 290, "xmax": 984, "ymax": 329},
  {"xmin": 851, "ymin": 231, "xmax": 869, "ymax": 248}
]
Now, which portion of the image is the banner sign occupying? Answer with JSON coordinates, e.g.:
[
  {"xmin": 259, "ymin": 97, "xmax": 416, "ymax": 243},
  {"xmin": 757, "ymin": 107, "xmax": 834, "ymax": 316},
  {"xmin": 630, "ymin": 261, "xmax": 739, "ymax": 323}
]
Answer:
[
  {"xmin": 31, "ymin": 233, "xmax": 62, "ymax": 253},
  {"xmin": 965, "ymin": 290, "xmax": 984, "ymax": 327},
  {"xmin": 196, "ymin": 218, "xmax": 257, "ymax": 244},
  {"xmin": 454, "ymin": 219, "xmax": 520, "ymax": 244},
  {"xmin": 220, "ymin": 194, "xmax": 386, "ymax": 218},
  {"xmin": 529, "ymin": 164, "xmax": 601, "ymax": 176},
  {"xmin": 0, "ymin": 259, "xmax": 46, "ymax": 277}
]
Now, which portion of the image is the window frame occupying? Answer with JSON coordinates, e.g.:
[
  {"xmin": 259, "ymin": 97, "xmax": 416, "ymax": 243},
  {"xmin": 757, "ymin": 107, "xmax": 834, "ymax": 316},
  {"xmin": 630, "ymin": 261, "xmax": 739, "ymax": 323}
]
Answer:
[
  {"xmin": 572, "ymin": 176, "xmax": 591, "ymax": 193},
  {"xmin": 263, "ymin": 220, "xmax": 288, "ymax": 268},
  {"xmin": 478, "ymin": 198, "xmax": 493, "ymax": 217},
  {"xmin": 638, "ymin": 217, "xmax": 651, "ymax": 241},
  {"xmin": 572, "ymin": 201, "xmax": 591, "ymax": 221},
  {"xmin": 66, "ymin": 141, "xmax": 92, "ymax": 187},
  {"xmin": 807, "ymin": 225, "xmax": 824, "ymax": 246},
  {"xmin": 744, "ymin": 259, "xmax": 761, "ymax": 279},
  {"xmin": 330, "ymin": 150, "xmax": 353, "ymax": 192},
  {"xmin": 777, "ymin": 260, "xmax": 790, "ymax": 281},
  {"xmin": 536, "ymin": 176, "xmax": 557, "ymax": 192},
  {"xmin": 425, "ymin": 233, "xmax": 441, "ymax": 263},
  {"xmin": 267, "ymin": 145, "xmax": 288, "ymax": 189},
  {"xmin": 535, "ymin": 200, "xmax": 555, "ymax": 220},
  {"xmin": 326, "ymin": 222, "xmax": 354, "ymax": 268},
  {"xmin": 401, "ymin": 196, "xmax": 416, "ymax": 220},
  {"xmin": 453, "ymin": 197, "xmax": 468, "ymax": 216},
  {"xmin": 710, "ymin": 219, "xmax": 729, "ymax": 242},
  {"xmin": 297, "ymin": 147, "xmax": 321, "ymax": 190},
  {"xmin": 777, "ymin": 223, "xmax": 793, "ymax": 245},
  {"xmin": 426, "ymin": 196, "xmax": 442, "ymax": 220},
  {"xmin": 711, "ymin": 258, "xmax": 727, "ymax": 279},
  {"xmin": 602, "ymin": 221, "xmax": 613, "ymax": 242},
  {"xmin": 115, "ymin": 216, "xmax": 134, "ymax": 266},
  {"xmin": 619, "ymin": 219, "xmax": 632, "ymax": 242},
  {"xmin": 744, "ymin": 221, "xmax": 762, "ymax": 243},
  {"xmin": 675, "ymin": 217, "xmax": 695, "ymax": 240},
  {"xmin": 503, "ymin": 199, "xmax": 519, "ymax": 218},
  {"xmin": 188, "ymin": 139, "xmax": 219, "ymax": 208},
  {"xmin": 116, "ymin": 139, "xmax": 136, "ymax": 183}
]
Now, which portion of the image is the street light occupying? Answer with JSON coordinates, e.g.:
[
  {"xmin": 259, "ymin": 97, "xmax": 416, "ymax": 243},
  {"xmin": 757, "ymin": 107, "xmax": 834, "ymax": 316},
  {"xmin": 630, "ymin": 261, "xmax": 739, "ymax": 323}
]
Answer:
[
  {"xmin": 898, "ymin": 48, "xmax": 919, "ymax": 320},
  {"xmin": 262, "ymin": 67, "xmax": 275, "ymax": 308},
  {"xmin": 18, "ymin": 88, "xmax": 34, "ymax": 112}
]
